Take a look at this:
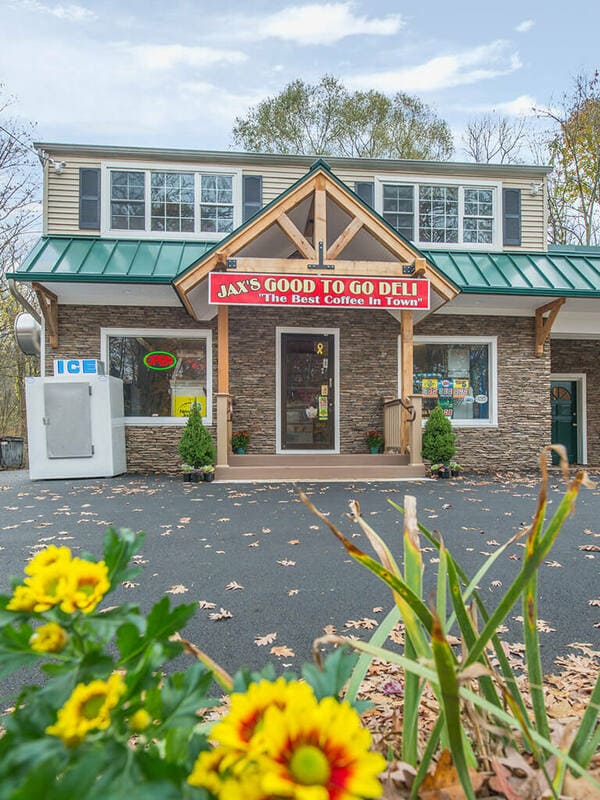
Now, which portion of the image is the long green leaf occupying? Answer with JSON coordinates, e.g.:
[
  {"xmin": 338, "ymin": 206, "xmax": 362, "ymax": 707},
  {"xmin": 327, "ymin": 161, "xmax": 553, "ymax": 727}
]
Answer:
[
  {"xmin": 569, "ymin": 669, "xmax": 600, "ymax": 767},
  {"xmin": 431, "ymin": 614, "xmax": 476, "ymax": 800},
  {"xmin": 344, "ymin": 606, "xmax": 400, "ymax": 705}
]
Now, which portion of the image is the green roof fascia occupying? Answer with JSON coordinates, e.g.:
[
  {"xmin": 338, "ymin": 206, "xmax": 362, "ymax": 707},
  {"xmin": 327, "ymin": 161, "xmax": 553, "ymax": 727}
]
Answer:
[
  {"xmin": 8, "ymin": 236, "xmax": 214, "ymax": 284},
  {"xmin": 174, "ymin": 158, "xmax": 452, "ymax": 287}
]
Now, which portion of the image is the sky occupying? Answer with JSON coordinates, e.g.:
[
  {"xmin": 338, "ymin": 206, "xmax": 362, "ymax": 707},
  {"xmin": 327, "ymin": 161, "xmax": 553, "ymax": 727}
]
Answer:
[{"xmin": 1, "ymin": 0, "xmax": 599, "ymax": 159}]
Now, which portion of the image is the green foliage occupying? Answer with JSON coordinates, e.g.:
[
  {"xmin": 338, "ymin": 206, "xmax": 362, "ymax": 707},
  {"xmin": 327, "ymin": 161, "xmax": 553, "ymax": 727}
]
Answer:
[
  {"xmin": 178, "ymin": 402, "xmax": 215, "ymax": 469},
  {"xmin": 422, "ymin": 405, "xmax": 456, "ymax": 464},
  {"xmin": 232, "ymin": 75, "xmax": 453, "ymax": 160},
  {"xmin": 303, "ymin": 455, "xmax": 600, "ymax": 798}
]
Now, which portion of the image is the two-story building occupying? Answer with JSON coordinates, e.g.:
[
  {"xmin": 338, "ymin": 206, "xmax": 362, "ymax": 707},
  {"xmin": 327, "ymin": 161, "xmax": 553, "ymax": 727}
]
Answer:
[{"xmin": 8, "ymin": 143, "xmax": 600, "ymax": 479}]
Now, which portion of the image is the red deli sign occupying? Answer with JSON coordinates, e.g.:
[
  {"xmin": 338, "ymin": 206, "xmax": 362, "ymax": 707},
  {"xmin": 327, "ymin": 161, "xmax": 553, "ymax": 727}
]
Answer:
[{"xmin": 208, "ymin": 272, "xmax": 430, "ymax": 310}]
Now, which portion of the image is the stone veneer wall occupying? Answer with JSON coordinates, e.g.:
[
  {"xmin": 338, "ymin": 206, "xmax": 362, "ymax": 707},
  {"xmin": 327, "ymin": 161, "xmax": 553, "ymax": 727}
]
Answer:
[
  {"xmin": 551, "ymin": 339, "xmax": 600, "ymax": 465},
  {"xmin": 45, "ymin": 305, "xmax": 218, "ymax": 473},
  {"xmin": 415, "ymin": 315, "xmax": 551, "ymax": 470},
  {"xmin": 45, "ymin": 305, "xmax": 551, "ymax": 472}
]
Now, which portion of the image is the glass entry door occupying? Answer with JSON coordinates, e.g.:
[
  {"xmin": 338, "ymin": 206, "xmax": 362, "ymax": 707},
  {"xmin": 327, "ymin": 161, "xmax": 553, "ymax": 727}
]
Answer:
[
  {"xmin": 281, "ymin": 333, "xmax": 335, "ymax": 450},
  {"xmin": 551, "ymin": 380, "xmax": 578, "ymax": 463}
]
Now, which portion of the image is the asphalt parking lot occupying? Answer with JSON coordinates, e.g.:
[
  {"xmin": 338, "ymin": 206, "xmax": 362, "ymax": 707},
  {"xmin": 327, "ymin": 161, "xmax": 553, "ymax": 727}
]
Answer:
[{"xmin": 1, "ymin": 469, "xmax": 598, "ymax": 700}]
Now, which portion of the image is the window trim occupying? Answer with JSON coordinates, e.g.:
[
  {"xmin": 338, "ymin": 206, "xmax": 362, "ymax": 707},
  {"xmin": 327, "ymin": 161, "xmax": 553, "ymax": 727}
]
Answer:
[
  {"xmin": 100, "ymin": 161, "xmax": 242, "ymax": 240},
  {"xmin": 100, "ymin": 326, "xmax": 213, "ymax": 426},
  {"xmin": 398, "ymin": 334, "xmax": 498, "ymax": 428},
  {"xmin": 375, "ymin": 174, "xmax": 502, "ymax": 250}
]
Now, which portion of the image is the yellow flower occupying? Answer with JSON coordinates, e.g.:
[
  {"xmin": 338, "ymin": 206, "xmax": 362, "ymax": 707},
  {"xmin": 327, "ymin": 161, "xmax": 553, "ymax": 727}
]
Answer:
[
  {"xmin": 58, "ymin": 558, "xmax": 110, "ymax": 614},
  {"xmin": 212, "ymin": 678, "xmax": 315, "ymax": 753},
  {"xmin": 25, "ymin": 545, "xmax": 72, "ymax": 576},
  {"xmin": 6, "ymin": 585, "xmax": 37, "ymax": 612},
  {"xmin": 46, "ymin": 673, "xmax": 125, "ymax": 747},
  {"xmin": 24, "ymin": 561, "xmax": 73, "ymax": 612},
  {"xmin": 256, "ymin": 695, "xmax": 385, "ymax": 800},
  {"xmin": 128, "ymin": 708, "xmax": 152, "ymax": 732},
  {"xmin": 29, "ymin": 622, "xmax": 68, "ymax": 653}
]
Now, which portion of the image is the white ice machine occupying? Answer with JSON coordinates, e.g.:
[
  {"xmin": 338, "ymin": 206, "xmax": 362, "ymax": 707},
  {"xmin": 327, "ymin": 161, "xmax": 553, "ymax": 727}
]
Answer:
[{"xmin": 25, "ymin": 359, "xmax": 126, "ymax": 480}]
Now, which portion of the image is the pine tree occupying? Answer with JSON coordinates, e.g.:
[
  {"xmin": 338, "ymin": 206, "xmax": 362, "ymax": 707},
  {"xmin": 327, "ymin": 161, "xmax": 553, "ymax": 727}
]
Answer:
[
  {"xmin": 422, "ymin": 405, "xmax": 456, "ymax": 465},
  {"xmin": 178, "ymin": 403, "xmax": 216, "ymax": 468}
]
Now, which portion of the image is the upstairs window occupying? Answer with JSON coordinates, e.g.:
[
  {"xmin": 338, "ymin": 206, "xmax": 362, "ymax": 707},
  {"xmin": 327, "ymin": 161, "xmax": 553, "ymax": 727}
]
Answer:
[
  {"xmin": 199, "ymin": 175, "xmax": 234, "ymax": 233},
  {"xmin": 151, "ymin": 172, "xmax": 195, "ymax": 233},
  {"xmin": 379, "ymin": 180, "xmax": 499, "ymax": 248},
  {"xmin": 110, "ymin": 171, "xmax": 145, "ymax": 230},
  {"xmin": 102, "ymin": 165, "xmax": 240, "ymax": 238}
]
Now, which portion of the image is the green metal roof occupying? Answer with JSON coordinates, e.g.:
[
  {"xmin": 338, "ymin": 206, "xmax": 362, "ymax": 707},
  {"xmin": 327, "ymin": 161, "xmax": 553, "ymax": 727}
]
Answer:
[
  {"xmin": 9, "ymin": 235, "xmax": 600, "ymax": 298},
  {"xmin": 11, "ymin": 236, "xmax": 214, "ymax": 283},
  {"xmin": 422, "ymin": 249, "xmax": 600, "ymax": 297}
]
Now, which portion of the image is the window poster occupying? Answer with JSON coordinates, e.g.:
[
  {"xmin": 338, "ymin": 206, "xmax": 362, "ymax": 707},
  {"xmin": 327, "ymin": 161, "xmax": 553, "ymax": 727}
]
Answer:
[
  {"xmin": 437, "ymin": 379, "xmax": 454, "ymax": 398},
  {"xmin": 439, "ymin": 397, "xmax": 454, "ymax": 418},
  {"xmin": 421, "ymin": 377, "xmax": 438, "ymax": 396},
  {"xmin": 453, "ymin": 379, "xmax": 469, "ymax": 398},
  {"xmin": 448, "ymin": 348, "xmax": 470, "ymax": 377},
  {"xmin": 318, "ymin": 395, "xmax": 328, "ymax": 420}
]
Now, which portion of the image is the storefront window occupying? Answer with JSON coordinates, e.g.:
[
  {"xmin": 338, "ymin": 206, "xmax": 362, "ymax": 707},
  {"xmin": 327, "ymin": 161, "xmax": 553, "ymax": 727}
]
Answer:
[
  {"xmin": 106, "ymin": 332, "xmax": 210, "ymax": 421},
  {"xmin": 412, "ymin": 339, "xmax": 495, "ymax": 424}
]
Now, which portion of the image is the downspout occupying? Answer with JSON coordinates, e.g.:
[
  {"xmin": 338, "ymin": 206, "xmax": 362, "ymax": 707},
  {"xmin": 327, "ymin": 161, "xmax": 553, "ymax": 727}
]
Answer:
[{"xmin": 7, "ymin": 278, "xmax": 41, "ymax": 324}]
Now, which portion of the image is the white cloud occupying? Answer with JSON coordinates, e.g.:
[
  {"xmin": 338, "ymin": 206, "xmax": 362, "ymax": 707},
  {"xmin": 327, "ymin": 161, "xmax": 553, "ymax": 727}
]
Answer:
[
  {"xmin": 515, "ymin": 19, "xmax": 535, "ymax": 33},
  {"xmin": 253, "ymin": 2, "xmax": 403, "ymax": 46},
  {"xmin": 349, "ymin": 40, "xmax": 522, "ymax": 93},
  {"xmin": 127, "ymin": 44, "xmax": 248, "ymax": 71},
  {"xmin": 493, "ymin": 94, "xmax": 536, "ymax": 116},
  {"xmin": 13, "ymin": 0, "xmax": 96, "ymax": 22}
]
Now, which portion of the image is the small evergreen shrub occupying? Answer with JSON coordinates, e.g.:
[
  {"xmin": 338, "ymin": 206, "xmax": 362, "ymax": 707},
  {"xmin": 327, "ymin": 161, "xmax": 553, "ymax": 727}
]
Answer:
[
  {"xmin": 422, "ymin": 404, "xmax": 456, "ymax": 464},
  {"xmin": 178, "ymin": 402, "xmax": 216, "ymax": 468}
]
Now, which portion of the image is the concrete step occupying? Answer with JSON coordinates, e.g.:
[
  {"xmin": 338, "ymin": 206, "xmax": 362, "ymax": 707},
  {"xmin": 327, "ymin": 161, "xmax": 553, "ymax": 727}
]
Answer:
[
  {"xmin": 228, "ymin": 453, "xmax": 410, "ymax": 467},
  {"xmin": 215, "ymin": 463, "xmax": 427, "ymax": 482}
]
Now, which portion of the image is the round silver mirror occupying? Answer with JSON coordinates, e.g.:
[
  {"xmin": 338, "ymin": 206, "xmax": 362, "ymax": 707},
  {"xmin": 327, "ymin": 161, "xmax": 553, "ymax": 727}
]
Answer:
[{"xmin": 14, "ymin": 312, "xmax": 41, "ymax": 356}]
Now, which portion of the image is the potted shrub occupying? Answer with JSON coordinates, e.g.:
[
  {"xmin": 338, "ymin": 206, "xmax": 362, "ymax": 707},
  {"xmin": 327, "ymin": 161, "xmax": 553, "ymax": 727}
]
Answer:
[
  {"xmin": 422, "ymin": 405, "xmax": 456, "ymax": 478},
  {"xmin": 178, "ymin": 403, "xmax": 216, "ymax": 481},
  {"xmin": 231, "ymin": 430, "xmax": 250, "ymax": 454},
  {"xmin": 449, "ymin": 461, "xmax": 463, "ymax": 478},
  {"xmin": 365, "ymin": 429, "xmax": 384, "ymax": 454},
  {"xmin": 201, "ymin": 464, "xmax": 215, "ymax": 482}
]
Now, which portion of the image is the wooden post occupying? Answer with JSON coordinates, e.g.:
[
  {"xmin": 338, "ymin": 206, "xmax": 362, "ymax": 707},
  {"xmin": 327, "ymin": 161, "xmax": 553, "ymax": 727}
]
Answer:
[
  {"xmin": 535, "ymin": 297, "xmax": 565, "ymax": 356},
  {"xmin": 400, "ymin": 310, "xmax": 414, "ymax": 453},
  {"xmin": 313, "ymin": 176, "xmax": 327, "ymax": 251},
  {"xmin": 408, "ymin": 396, "xmax": 423, "ymax": 466},
  {"xmin": 216, "ymin": 305, "xmax": 230, "ymax": 470}
]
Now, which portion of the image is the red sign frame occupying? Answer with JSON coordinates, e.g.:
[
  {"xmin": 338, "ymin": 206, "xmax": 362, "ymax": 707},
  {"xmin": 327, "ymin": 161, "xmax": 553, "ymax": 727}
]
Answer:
[{"xmin": 208, "ymin": 272, "xmax": 430, "ymax": 310}]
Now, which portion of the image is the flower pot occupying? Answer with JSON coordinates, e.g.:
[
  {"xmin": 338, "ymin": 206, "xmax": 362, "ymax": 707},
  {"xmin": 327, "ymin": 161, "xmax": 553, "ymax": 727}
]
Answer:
[
  {"xmin": 190, "ymin": 470, "xmax": 202, "ymax": 483},
  {"xmin": 437, "ymin": 466, "xmax": 450, "ymax": 479},
  {"xmin": 183, "ymin": 472, "xmax": 192, "ymax": 482},
  {"xmin": 203, "ymin": 472, "xmax": 215, "ymax": 482},
  {"xmin": 369, "ymin": 446, "xmax": 381, "ymax": 454}
]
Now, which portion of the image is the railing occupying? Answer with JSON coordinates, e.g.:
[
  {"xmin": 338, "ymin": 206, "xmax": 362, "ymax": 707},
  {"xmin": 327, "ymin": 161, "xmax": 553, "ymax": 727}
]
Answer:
[{"xmin": 383, "ymin": 395, "xmax": 423, "ymax": 466}]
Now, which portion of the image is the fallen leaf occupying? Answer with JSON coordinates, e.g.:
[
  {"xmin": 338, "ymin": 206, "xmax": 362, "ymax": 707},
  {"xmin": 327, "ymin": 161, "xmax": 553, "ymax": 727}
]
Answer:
[
  {"xmin": 323, "ymin": 624, "xmax": 336, "ymax": 635},
  {"xmin": 288, "ymin": 539, "xmax": 300, "ymax": 545},
  {"xmin": 271, "ymin": 645, "xmax": 295, "ymax": 658},
  {"xmin": 344, "ymin": 618, "xmax": 378, "ymax": 630},
  {"xmin": 209, "ymin": 607, "xmax": 233, "ymax": 621},
  {"xmin": 178, "ymin": 517, "xmax": 191, "ymax": 524},
  {"xmin": 122, "ymin": 580, "xmax": 139, "ymax": 589},
  {"xmin": 255, "ymin": 632, "xmax": 277, "ymax": 646},
  {"xmin": 588, "ymin": 599, "xmax": 600, "ymax": 607},
  {"xmin": 225, "ymin": 581, "xmax": 244, "ymax": 590},
  {"xmin": 166, "ymin": 584, "xmax": 188, "ymax": 594},
  {"xmin": 277, "ymin": 559, "xmax": 296, "ymax": 567},
  {"xmin": 418, "ymin": 749, "xmax": 485, "ymax": 799},
  {"xmin": 579, "ymin": 544, "xmax": 600, "ymax": 552},
  {"xmin": 198, "ymin": 600, "xmax": 216, "ymax": 609}
]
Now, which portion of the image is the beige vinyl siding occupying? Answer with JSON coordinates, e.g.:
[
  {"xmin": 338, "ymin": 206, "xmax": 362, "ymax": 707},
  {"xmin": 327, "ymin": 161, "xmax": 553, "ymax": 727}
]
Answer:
[
  {"xmin": 46, "ymin": 156, "xmax": 101, "ymax": 235},
  {"xmin": 45, "ymin": 154, "xmax": 546, "ymax": 250}
]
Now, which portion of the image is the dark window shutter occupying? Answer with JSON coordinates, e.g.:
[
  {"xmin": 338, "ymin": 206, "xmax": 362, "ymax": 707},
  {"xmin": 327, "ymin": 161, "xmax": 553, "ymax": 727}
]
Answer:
[
  {"xmin": 242, "ymin": 175, "xmax": 262, "ymax": 222},
  {"xmin": 355, "ymin": 181, "xmax": 374, "ymax": 207},
  {"xmin": 79, "ymin": 168, "xmax": 101, "ymax": 229},
  {"xmin": 503, "ymin": 188, "xmax": 521, "ymax": 247}
]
